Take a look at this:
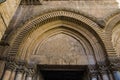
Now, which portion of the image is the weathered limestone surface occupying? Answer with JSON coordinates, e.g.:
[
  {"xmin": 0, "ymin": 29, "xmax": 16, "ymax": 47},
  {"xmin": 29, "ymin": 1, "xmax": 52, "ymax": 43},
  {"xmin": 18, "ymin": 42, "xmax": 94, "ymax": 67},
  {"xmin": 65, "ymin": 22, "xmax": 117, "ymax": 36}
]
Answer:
[
  {"xmin": 0, "ymin": 0, "xmax": 20, "ymax": 40},
  {"xmin": 0, "ymin": 15, "xmax": 6, "ymax": 40},
  {"xmin": 8, "ymin": 0, "xmax": 119, "ymax": 30},
  {"xmin": 0, "ymin": 0, "xmax": 21, "ymax": 26}
]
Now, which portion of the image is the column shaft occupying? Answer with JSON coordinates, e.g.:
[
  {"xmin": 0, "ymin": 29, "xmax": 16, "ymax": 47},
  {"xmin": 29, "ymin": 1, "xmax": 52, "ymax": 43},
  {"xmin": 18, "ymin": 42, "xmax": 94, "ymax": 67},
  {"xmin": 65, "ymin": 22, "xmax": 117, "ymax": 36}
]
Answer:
[
  {"xmin": 2, "ymin": 70, "xmax": 12, "ymax": 80},
  {"xmin": 10, "ymin": 71, "xmax": 16, "ymax": 80},
  {"xmin": 15, "ymin": 72, "xmax": 23, "ymax": 80},
  {"xmin": 91, "ymin": 77, "xmax": 97, "ymax": 80},
  {"xmin": 102, "ymin": 74, "xmax": 109, "ymax": 80},
  {"xmin": 22, "ymin": 73, "xmax": 26, "ymax": 80},
  {"xmin": 26, "ymin": 76, "xmax": 32, "ymax": 80}
]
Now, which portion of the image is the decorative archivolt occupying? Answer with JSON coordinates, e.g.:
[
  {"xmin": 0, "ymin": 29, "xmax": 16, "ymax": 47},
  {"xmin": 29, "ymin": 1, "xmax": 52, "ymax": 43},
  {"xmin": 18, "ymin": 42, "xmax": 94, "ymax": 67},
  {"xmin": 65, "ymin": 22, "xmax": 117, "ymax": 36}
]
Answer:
[
  {"xmin": 112, "ymin": 23, "xmax": 120, "ymax": 56},
  {"xmin": 7, "ymin": 10, "xmax": 103, "ymax": 45},
  {"xmin": 18, "ymin": 21, "xmax": 96, "ymax": 65},
  {"xmin": 105, "ymin": 12, "xmax": 120, "ymax": 56},
  {"xmin": 5, "ymin": 10, "xmax": 106, "ymax": 65}
]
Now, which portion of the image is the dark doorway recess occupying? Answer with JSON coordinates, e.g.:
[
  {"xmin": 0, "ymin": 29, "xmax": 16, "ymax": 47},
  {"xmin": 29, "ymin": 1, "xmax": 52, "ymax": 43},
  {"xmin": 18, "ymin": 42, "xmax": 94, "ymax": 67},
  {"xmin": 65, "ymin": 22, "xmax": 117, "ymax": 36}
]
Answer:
[
  {"xmin": 39, "ymin": 65, "xmax": 88, "ymax": 80},
  {"xmin": 41, "ymin": 70, "xmax": 86, "ymax": 80}
]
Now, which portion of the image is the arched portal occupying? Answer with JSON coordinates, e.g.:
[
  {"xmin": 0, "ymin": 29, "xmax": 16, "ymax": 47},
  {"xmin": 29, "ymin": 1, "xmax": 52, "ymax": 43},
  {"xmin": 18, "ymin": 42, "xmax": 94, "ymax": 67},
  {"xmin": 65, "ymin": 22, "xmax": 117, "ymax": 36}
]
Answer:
[
  {"xmin": 1, "ymin": 10, "xmax": 112, "ymax": 80},
  {"xmin": 19, "ymin": 23, "xmax": 96, "ymax": 65}
]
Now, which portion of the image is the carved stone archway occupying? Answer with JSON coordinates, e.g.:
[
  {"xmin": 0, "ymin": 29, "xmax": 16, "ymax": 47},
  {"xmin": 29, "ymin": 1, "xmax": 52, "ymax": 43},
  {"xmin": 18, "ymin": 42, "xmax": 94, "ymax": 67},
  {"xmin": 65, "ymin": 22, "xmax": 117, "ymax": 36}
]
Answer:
[{"xmin": 0, "ymin": 10, "xmax": 114, "ymax": 80}]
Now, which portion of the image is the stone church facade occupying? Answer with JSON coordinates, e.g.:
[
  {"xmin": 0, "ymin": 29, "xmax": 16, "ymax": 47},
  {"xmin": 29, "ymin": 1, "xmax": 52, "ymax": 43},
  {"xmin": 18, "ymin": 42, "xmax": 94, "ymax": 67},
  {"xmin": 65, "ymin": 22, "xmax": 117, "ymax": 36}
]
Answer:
[{"xmin": 0, "ymin": 0, "xmax": 120, "ymax": 80}]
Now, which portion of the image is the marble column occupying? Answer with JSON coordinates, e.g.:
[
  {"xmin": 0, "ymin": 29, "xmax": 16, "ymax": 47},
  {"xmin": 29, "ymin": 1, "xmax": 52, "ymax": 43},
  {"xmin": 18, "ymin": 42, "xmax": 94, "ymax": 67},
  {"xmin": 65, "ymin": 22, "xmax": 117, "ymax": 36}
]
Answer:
[
  {"xmin": 113, "ymin": 71, "xmax": 120, "ymax": 80},
  {"xmin": 15, "ymin": 72, "xmax": 23, "ymax": 80},
  {"xmin": 102, "ymin": 73, "xmax": 109, "ymax": 80},
  {"xmin": 91, "ymin": 77, "xmax": 97, "ymax": 80},
  {"xmin": 98, "ymin": 75, "xmax": 102, "ymax": 80},
  {"xmin": 26, "ymin": 76, "xmax": 32, "ymax": 80},
  {"xmin": 22, "ymin": 73, "xmax": 26, "ymax": 80},
  {"xmin": 9, "ymin": 71, "xmax": 16, "ymax": 80},
  {"xmin": 90, "ymin": 71, "xmax": 98, "ymax": 80},
  {"xmin": 2, "ymin": 70, "xmax": 12, "ymax": 80},
  {"xmin": 108, "ymin": 71, "xmax": 114, "ymax": 80}
]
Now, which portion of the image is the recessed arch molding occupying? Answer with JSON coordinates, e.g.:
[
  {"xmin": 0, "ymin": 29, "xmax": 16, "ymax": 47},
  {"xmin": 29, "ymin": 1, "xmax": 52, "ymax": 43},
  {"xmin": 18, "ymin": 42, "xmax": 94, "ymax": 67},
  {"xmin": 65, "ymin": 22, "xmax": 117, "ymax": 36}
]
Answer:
[{"xmin": 0, "ymin": 10, "xmax": 116, "ymax": 80}]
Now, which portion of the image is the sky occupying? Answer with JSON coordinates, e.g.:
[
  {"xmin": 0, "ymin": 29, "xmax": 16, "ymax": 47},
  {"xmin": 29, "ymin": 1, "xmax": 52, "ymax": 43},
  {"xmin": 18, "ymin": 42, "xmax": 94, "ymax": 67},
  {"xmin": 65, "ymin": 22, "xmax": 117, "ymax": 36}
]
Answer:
[{"xmin": 116, "ymin": 0, "xmax": 120, "ymax": 8}]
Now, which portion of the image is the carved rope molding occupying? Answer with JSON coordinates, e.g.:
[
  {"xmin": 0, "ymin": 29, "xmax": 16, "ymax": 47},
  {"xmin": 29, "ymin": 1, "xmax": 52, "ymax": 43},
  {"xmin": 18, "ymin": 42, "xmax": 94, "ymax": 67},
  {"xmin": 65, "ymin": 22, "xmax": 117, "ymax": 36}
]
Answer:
[{"xmin": 7, "ymin": 11, "xmax": 104, "ymax": 55}]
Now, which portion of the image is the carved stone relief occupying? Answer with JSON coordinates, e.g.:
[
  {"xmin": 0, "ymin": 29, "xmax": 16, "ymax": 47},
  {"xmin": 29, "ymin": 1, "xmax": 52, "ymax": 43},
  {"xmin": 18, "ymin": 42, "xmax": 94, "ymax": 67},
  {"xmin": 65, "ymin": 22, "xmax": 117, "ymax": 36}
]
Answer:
[{"xmin": 30, "ymin": 33, "xmax": 92, "ymax": 65}]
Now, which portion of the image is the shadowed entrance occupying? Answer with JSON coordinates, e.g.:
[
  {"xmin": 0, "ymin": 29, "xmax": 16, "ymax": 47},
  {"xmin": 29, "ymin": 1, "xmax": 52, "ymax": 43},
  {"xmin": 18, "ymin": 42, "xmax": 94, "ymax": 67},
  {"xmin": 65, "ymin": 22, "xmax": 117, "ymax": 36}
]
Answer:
[{"xmin": 38, "ymin": 65, "xmax": 88, "ymax": 80}]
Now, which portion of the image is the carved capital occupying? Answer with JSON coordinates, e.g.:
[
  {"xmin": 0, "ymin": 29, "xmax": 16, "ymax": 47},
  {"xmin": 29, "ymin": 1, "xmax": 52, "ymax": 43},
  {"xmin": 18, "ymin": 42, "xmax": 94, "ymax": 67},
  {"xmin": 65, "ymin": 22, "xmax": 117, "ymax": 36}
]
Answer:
[
  {"xmin": 98, "ymin": 63, "xmax": 109, "ymax": 74},
  {"xmin": 5, "ymin": 61, "xmax": 17, "ymax": 71},
  {"xmin": 25, "ymin": 63, "xmax": 36, "ymax": 77},
  {"xmin": 109, "ymin": 56, "xmax": 120, "ymax": 71},
  {"xmin": 16, "ymin": 60, "xmax": 26, "ymax": 73},
  {"xmin": 88, "ymin": 65, "xmax": 98, "ymax": 77}
]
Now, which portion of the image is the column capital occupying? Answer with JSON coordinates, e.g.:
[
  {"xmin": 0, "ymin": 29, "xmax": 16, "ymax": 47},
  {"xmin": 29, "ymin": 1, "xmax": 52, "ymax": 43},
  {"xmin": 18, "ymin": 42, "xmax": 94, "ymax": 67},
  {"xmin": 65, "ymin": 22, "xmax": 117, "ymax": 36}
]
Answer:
[
  {"xmin": 16, "ymin": 60, "xmax": 27, "ymax": 73},
  {"xmin": 5, "ymin": 61, "xmax": 17, "ymax": 71},
  {"xmin": 25, "ymin": 63, "xmax": 36, "ymax": 77},
  {"xmin": 99, "ymin": 65, "xmax": 109, "ymax": 74},
  {"xmin": 109, "ymin": 56, "xmax": 120, "ymax": 71},
  {"xmin": 88, "ymin": 65, "xmax": 99, "ymax": 77}
]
